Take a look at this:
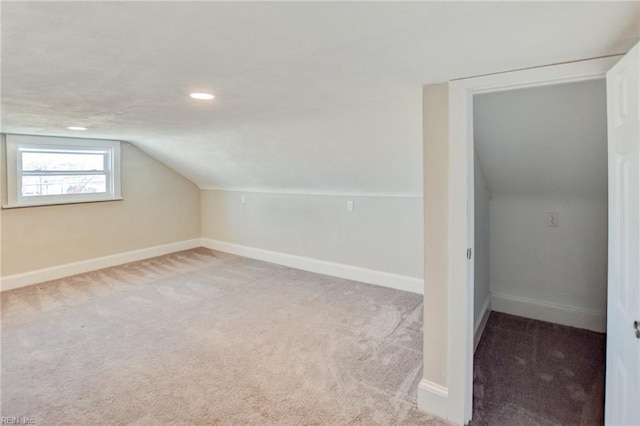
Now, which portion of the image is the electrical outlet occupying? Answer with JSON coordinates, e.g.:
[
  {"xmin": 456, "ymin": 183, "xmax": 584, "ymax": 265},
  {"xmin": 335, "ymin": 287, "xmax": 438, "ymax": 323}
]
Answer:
[
  {"xmin": 547, "ymin": 212, "xmax": 559, "ymax": 227},
  {"xmin": 241, "ymin": 195, "xmax": 246, "ymax": 204},
  {"xmin": 347, "ymin": 200, "xmax": 354, "ymax": 212}
]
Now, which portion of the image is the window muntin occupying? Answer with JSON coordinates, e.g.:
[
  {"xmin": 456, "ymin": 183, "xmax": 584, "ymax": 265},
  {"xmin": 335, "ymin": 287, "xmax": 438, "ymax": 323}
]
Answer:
[{"xmin": 4, "ymin": 135, "xmax": 122, "ymax": 208}]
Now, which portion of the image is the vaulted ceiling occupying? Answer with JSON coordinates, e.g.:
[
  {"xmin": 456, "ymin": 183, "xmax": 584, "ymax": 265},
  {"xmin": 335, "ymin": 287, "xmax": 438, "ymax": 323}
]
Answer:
[
  {"xmin": 2, "ymin": 2, "xmax": 638, "ymax": 194},
  {"xmin": 474, "ymin": 79, "xmax": 607, "ymax": 199}
]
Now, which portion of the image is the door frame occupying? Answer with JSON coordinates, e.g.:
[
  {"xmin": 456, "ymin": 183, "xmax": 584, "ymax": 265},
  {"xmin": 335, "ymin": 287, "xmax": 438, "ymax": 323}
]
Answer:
[{"xmin": 446, "ymin": 55, "xmax": 621, "ymax": 424}]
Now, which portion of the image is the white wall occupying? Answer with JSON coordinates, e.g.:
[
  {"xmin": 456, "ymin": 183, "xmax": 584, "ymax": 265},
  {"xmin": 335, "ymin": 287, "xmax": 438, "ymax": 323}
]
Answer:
[
  {"xmin": 473, "ymin": 151, "xmax": 491, "ymax": 328},
  {"xmin": 489, "ymin": 195, "xmax": 607, "ymax": 324},
  {"xmin": 1, "ymin": 139, "xmax": 201, "ymax": 277},
  {"xmin": 474, "ymin": 80, "xmax": 607, "ymax": 199},
  {"xmin": 201, "ymin": 190, "xmax": 423, "ymax": 279},
  {"xmin": 472, "ymin": 79, "xmax": 608, "ymax": 332}
]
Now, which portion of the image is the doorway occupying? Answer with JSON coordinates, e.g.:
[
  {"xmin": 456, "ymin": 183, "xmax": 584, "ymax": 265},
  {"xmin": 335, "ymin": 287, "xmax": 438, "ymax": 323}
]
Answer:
[
  {"xmin": 437, "ymin": 56, "xmax": 619, "ymax": 425},
  {"xmin": 420, "ymin": 49, "xmax": 638, "ymax": 425},
  {"xmin": 470, "ymin": 79, "xmax": 608, "ymax": 424}
]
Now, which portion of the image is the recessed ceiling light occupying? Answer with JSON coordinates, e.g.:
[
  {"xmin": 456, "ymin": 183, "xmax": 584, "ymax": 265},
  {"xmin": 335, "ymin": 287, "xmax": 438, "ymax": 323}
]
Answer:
[
  {"xmin": 67, "ymin": 126, "xmax": 87, "ymax": 130},
  {"xmin": 190, "ymin": 92, "xmax": 215, "ymax": 100}
]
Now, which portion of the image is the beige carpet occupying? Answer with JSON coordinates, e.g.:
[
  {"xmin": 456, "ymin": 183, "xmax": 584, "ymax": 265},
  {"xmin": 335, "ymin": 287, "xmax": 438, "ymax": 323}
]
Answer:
[{"xmin": 1, "ymin": 248, "xmax": 449, "ymax": 425}]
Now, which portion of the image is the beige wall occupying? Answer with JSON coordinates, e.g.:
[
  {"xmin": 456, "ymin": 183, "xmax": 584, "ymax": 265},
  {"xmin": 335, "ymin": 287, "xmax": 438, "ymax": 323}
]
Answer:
[
  {"xmin": 422, "ymin": 82, "xmax": 449, "ymax": 388},
  {"xmin": 201, "ymin": 189, "xmax": 424, "ymax": 278},
  {"xmin": 1, "ymin": 139, "xmax": 200, "ymax": 276}
]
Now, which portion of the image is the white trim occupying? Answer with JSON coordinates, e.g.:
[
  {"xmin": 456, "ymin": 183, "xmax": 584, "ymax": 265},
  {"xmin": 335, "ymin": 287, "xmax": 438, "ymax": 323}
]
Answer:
[
  {"xmin": 474, "ymin": 295, "xmax": 492, "ymax": 352},
  {"xmin": 418, "ymin": 379, "xmax": 449, "ymax": 420},
  {"xmin": 442, "ymin": 55, "xmax": 619, "ymax": 425},
  {"xmin": 1, "ymin": 197, "xmax": 124, "ymax": 209},
  {"xmin": 1, "ymin": 237, "xmax": 424, "ymax": 295},
  {"xmin": 201, "ymin": 238, "xmax": 423, "ymax": 294},
  {"xmin": 491, "ymin": 292, "xmax": 606, "ymax": 333},
  {"xmin": 447, "ymin": 80, "xmax": 473, "ymax": 426},
  {"xmin": 4, "ymin": 134, "xmax": 122, "ymax": 208},
  {"xmin": 456, "ymin": 56, "xmax": 620, "ymax": 95},
  {"xmin": 200, "ymin": 187, "xmax": 423, "ymax": 198},
  {"xmin": 0, "ymin": 239, "xmax": 201, "ymax": 292}
]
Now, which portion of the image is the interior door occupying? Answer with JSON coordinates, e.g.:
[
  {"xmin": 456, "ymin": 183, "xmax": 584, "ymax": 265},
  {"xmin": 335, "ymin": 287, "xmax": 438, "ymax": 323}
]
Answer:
[{"xmin": 605, "ymin": 42, "xmax": 640, "ymax": 426}]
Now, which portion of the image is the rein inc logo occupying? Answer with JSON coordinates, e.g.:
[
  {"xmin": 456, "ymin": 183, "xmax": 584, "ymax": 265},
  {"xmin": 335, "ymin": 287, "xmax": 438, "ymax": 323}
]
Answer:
[{"xmin": 1, "ymin": 418, "xmax": 35, "ymax": 425}]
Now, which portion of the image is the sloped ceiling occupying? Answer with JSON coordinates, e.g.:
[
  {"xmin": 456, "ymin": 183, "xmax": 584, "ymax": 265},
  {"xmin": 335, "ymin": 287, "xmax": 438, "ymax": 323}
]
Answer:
[
  {"xmin": 473, "ymin": 79, "xmax": 607, "ymax": 199},
  {"xmin": 2, "ymin": 2, "xmax": 638, "ymax": 194}
]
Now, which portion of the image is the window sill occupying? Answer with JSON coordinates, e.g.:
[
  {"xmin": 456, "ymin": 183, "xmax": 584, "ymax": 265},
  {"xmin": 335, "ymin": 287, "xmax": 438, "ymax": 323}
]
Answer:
[{"xmin": 2, "ymin": 197, "xmax": 124, "ymax": 209}]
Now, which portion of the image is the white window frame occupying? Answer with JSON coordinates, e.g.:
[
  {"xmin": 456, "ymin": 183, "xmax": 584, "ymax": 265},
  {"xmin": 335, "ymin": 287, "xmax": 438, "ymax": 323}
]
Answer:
[{"xmin": 4, "ymin": 134, "xmax": 122, "ymax": 208}]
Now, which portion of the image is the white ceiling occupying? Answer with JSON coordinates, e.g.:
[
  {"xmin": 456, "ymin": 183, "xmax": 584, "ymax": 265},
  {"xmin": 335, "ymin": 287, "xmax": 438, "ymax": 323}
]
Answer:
[
  {"xmin": 2, "ymin": 2, "xmax": 638, "ymax": 194},
  {"xmin": 474, "ymin": 79, "xmax": 607, "ymax": 199}
]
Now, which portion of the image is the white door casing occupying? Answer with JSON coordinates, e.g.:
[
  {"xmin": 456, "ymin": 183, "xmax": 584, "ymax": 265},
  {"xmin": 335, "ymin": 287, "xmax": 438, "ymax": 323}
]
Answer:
[
  {"xmin": 466, "ymin": 123, "xmax": 475, "ymax": 424},
  {"xmin": 605, "ymin": 42, "xmax": 640, "ymax": 426},
  {"xmin": 435, "ymin": 55, "xmax": 618, "ymax": 426}
]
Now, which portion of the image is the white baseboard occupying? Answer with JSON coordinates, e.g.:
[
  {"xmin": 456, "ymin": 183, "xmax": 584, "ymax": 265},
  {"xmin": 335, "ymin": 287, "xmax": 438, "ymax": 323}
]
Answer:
[
  {"xmin": 200, "ymin": 238, "xmax": 424, "ymax": 294},
  {"xmin": 491, "ymin": 292, "xmax": 606, "ymax": 333},
  {"xmin": 0, "ymin": 239, "xmax": 202, "ymax": 292},
  {"xmin": 474, "ymin": 295, "xmax": 491, "ymax": 352},
  {"xmin": 1, "ymin": 237, "xmax": 424, "ymax": 295},
  {"xmin": 417, "ymin": 379, "xmax": 448, "ymax": 420}
]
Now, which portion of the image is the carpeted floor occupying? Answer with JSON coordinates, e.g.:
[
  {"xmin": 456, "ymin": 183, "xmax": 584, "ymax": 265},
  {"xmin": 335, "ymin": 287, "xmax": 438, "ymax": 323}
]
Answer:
[
  {"xmin": 1, "ymin": 248, "xmax": 451, "ymax": 425},
  {"xmin": 471, "ymin": 312, "xmax": 606, "ymax": 426}
]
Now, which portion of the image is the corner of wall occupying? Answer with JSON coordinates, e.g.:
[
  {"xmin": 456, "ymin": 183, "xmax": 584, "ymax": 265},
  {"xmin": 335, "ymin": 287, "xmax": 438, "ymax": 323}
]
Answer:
[
  {"xmin": 2, "ymin": 140, "xmax": 201, "ymax": 277},
  {"xmin": 490, "ymin": 292, "xmax": 606, "ymax": 332},
  {"xmin": 421, "ymin": 81, "xmax": 452, "ymax": 422},
  {"xmin": 474, "ymin": 295, "xmax": 491, "ymax": 351},
  {"xmin": 418, "ymin": 380, "xmax": 449, "ymax": 421}
]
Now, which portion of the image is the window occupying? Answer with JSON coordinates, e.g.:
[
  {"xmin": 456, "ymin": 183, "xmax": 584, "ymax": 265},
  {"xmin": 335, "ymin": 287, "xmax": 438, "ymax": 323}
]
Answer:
[{"xmin": 4, "ymin": 135, "xmax": 121, "ymax": 208}]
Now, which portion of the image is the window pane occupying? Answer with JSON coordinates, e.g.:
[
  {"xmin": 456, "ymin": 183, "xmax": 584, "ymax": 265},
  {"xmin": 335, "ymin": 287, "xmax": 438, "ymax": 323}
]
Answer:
[
  {"xmin": 22, "ymin": 151, "xmax": 105, "ymax": 172},
  {"xmin": 21, "ymin": 175, "xmax": 107, "ymax": 197}
]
